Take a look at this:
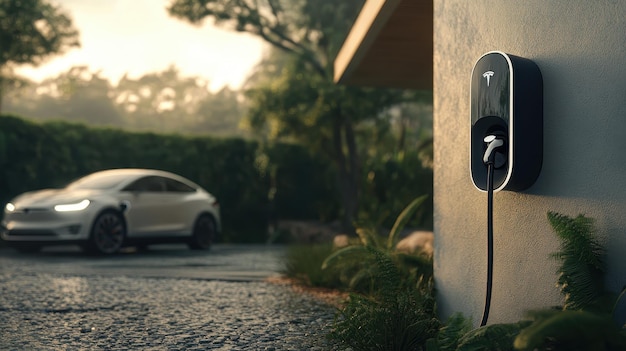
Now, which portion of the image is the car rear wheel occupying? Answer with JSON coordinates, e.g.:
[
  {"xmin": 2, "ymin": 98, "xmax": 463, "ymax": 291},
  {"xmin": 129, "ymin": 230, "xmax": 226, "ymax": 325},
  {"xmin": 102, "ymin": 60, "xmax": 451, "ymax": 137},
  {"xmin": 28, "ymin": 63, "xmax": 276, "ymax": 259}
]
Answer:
[
  {"xmin": 86, "ymin": 210, "xmax": 126, "ymax": 255},
  {"xmin": 188, "ymin": 214, "xmax": 215, "ymax": 250}
]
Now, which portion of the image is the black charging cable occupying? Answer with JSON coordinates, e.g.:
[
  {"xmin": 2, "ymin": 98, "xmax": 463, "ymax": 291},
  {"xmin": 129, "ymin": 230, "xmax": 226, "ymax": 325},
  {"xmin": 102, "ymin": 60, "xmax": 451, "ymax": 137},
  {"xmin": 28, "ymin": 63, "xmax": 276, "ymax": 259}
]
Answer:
[
  {"xmin": 480, "ymin": 135, "xmax": 503, "ymax": 327},
  {"xmin": 480, "ymin": 161, "xmax": 495, "ymax": 327}
]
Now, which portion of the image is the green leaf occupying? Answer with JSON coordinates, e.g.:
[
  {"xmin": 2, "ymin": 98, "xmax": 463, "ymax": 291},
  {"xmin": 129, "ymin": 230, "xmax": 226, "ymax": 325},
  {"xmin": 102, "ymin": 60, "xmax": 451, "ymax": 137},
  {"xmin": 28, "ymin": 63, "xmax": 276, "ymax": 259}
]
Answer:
[
  {"xmin": 514, "ymin": 310, "xmax": 620, "ymax": 350},
  {"xmin": 457, "ymin": 322, "xmax": 529, "ymax": 351},
  {"xmin": 611, "ymin": 286, "xmax": 626, "ymax": 320},
  {"xmin": 321, "ymin": 245, "xmax": 368, "ymax": 270},
  {"xmin": 435, "ymin": 313, "xmax": 472, "ymax": 351},
  {"xmin": 547, "ymin": 211, "xmax": 606, "ymax": 311},
  {"xmin": 356, "ymin": 226, "xmax": 380, "ymax": 248},
  {"xmin": 387, "ymin": 195, "xmax": 428, "ymax": 250}
]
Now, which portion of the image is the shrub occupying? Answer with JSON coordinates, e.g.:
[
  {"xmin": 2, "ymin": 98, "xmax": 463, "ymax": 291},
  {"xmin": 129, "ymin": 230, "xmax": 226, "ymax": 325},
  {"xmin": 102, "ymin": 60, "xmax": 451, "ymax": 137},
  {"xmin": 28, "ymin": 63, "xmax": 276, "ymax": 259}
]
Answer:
[
  {"xmin": 323, "ymin": 196, "xmax": 438, "ymax": 350},
  {"xmin": 282, "ymin": 244, "xmax": 344, "ymax": 289},
  {"xmin": 360, "ymin": 151, "xmax": 433, "ymax": 230},
  {"xmin": 323, "ymin": 195, "xmax": 433, "ymax": 295},
  {"xmin": 329, "ymin": 247, "xmax": 439, "ymax": 350}
]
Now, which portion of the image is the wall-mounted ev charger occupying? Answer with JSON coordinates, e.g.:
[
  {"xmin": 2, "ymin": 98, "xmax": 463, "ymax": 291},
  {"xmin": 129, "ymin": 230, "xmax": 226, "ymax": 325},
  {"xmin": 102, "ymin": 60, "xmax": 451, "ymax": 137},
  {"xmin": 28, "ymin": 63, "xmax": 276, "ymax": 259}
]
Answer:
[
  {"xmin": 470, "ymin": 51, "xmax": 543, "ymax": 327},
  {"xmin": 470, "ymin": 51, "xmax": 543, "ymax": 192}
]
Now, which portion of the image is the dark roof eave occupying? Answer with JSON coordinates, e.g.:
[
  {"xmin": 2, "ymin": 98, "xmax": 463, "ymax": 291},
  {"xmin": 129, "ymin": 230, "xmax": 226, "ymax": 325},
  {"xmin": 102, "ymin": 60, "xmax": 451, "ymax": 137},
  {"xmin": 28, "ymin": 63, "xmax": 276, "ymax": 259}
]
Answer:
[{"xmin": 334, "ymin": 0, "xmax": 433, "ymax": 90}]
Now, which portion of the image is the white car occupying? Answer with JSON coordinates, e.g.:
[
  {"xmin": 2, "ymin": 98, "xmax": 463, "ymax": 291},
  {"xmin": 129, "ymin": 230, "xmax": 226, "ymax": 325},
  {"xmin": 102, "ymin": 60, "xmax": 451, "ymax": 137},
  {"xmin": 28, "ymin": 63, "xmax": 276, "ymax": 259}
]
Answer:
[{"xmin": 1, "ymin": 169, "xmax": 221, "ymax": 254}]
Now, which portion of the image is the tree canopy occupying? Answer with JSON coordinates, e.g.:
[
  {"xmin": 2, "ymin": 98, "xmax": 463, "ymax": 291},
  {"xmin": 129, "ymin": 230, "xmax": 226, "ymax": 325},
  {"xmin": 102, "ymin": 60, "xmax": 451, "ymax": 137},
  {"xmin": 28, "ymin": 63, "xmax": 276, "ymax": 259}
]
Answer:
[
  {"xmin": 0, "ymin": 0, "xmax": 80, "ymax": 111},
  {"xmin": 0, "ymin": 0, "xmax": 79, "ymax": 67},
  {"xmin": 168, "ymin": 0, "xmax": 430, "ymax": 231},
  {"xmin": 4, "ymin": 65, "xmax": 246, "ymax": 136},
  {"xmin": 168, "ymin": 0, "xmax": 360, "ymax": 77}
]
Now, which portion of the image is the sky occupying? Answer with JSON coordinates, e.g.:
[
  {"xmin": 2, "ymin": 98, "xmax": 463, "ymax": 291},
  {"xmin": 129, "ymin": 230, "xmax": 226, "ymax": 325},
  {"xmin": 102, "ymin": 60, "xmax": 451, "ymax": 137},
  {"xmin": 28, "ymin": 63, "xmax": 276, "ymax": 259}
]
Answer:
[{"xmin": 15, "ymin": 0, "xmax": 267, "ymax": 92}]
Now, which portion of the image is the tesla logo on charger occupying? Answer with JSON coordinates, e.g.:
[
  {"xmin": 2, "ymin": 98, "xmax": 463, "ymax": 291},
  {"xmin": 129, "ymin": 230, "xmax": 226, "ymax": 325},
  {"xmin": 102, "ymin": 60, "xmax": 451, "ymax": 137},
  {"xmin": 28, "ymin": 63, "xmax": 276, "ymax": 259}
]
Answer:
[{"xmin": 483, "ymin": 71, "xmax": 494, "ymax": 87}]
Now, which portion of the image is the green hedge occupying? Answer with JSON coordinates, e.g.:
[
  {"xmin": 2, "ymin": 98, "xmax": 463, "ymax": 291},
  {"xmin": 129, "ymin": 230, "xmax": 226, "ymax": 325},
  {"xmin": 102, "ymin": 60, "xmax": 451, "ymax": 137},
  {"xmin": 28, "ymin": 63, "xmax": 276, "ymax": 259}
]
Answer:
[{"xmin": 360, "ymin": 151, "xmax": 434, "ymax": 230}]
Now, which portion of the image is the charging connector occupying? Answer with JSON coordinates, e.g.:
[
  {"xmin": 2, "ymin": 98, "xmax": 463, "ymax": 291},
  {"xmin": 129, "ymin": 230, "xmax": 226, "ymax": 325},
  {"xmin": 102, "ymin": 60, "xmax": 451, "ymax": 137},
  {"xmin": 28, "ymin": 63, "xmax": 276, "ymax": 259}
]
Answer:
[{"xmin": 482, "ymin": 135, "xmax": 504, "ymax": 164}]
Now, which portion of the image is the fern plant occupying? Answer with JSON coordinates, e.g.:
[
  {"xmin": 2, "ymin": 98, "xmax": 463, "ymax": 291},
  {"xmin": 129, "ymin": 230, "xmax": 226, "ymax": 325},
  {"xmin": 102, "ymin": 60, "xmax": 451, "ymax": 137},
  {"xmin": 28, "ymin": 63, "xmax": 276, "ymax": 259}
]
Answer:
[
  {"xmin": 428, "ymin": 313, "xmax": 472, "ymax": 351},
  {"xmin": 547, "ymin": 211, "xmax": 606, "ymax": 311},
  {"xmin": 513, "ymin": 212, "xmax": 626, "ymax": 351},
  {"xmin": 329, "ymin": 245, "xmax": 440, "ymax": 350},
  {"xmin": 322, "ymin": 194, "xmax": 433, "ymax": 294},
  {"xmin": 323, "ymin": 195, "xmax": 439, "ymax": 350}
]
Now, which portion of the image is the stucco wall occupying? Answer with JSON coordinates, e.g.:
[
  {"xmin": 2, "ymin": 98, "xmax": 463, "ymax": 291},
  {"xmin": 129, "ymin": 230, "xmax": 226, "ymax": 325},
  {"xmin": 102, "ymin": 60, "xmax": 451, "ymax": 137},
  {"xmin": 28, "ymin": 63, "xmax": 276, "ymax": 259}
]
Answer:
[{"xmin": 433, "ymin": 0, "xmax": 626, "ymax": 324}]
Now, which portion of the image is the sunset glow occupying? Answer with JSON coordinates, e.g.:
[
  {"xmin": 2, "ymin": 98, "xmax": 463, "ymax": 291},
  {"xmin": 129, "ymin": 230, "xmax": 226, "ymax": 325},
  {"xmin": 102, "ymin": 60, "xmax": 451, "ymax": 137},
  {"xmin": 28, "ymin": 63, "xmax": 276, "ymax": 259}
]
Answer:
[{"xmin": 15, "ymin": 0, "xmax": 266, "ymax": 92}]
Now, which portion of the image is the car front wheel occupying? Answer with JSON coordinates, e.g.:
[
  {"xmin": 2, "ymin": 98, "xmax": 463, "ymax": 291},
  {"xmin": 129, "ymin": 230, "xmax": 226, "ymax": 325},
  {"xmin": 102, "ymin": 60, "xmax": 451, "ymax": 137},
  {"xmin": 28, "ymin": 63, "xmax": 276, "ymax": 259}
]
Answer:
[
  {"xmin": 86, "ymin": 210, "xmax": 126, "ymax": 255},
  {"xmin": 188, "ymin": 214, "xmax": 215, "ymax": 250}
]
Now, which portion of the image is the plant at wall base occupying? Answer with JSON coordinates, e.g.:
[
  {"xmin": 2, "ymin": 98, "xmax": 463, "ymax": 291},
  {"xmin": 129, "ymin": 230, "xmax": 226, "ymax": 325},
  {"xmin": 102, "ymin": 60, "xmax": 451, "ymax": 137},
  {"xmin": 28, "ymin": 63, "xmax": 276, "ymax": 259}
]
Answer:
[
  {"xmin": 426, "ymin": 313, "xmax": 530, "ymax": 351},
  {"xmin": 513, "ymin": 211, "xmax": 626, "ymax": 350},
  {"xmin": 548, "ymin": 211, "xmax": 606, "ymax": 311},
  {"xmin": 428, "ymin": 313, "xmax": 472, "ymax": 351},
  {"xmin": 428, "ymin": 212, "xmax": 626, "ymax": 351},
  {"xmin": 323, "ymin": 195, "xmax": 439, "ymax": 350}
]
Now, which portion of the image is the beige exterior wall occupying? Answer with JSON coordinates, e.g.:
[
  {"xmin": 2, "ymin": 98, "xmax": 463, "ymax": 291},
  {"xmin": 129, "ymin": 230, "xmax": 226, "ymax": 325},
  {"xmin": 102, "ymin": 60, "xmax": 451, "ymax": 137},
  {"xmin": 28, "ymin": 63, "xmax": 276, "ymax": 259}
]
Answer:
[{"xmin": 434, "ymin": 1, "xmax": 626, "ymax": 324}]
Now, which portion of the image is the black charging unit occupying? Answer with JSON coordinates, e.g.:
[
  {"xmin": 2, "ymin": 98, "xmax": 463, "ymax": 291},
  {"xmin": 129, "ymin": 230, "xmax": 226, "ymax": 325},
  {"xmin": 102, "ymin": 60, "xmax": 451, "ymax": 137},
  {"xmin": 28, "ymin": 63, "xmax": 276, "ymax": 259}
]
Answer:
[
  {"xmin": 470, "ymin": 51, "xmax": 543, "ymax": 192},
  {"xmin": 470, "ymin": 51, "xmax": 543, "ymax": 326}
]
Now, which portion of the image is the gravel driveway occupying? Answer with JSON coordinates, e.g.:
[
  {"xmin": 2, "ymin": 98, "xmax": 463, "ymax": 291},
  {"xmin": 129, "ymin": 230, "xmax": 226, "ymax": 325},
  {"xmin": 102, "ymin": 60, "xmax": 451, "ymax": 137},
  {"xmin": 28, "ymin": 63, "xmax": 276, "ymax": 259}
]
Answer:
[{"xmin": 0, "ymin": 245, "xmax": 346, "ymax": 350}]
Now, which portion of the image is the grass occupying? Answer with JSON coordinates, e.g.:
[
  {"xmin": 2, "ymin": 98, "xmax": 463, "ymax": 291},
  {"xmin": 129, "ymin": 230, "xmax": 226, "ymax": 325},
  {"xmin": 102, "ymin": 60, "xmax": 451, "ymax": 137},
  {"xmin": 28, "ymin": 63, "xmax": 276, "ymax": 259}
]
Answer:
[{"xmin": 281, "ymin": 243, "xmax": 345, "ymax": 289}]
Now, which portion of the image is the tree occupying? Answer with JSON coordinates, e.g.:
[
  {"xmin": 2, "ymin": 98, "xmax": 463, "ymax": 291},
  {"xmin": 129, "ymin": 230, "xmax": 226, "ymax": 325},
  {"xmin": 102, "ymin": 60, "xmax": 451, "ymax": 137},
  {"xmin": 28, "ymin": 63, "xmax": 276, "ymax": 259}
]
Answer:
[
  {"xmin": 52, "ymin": 66, "xmax": 122, "ymax": 126},
  {"xmin": 114, "ymin": 66, "xmax": 211, "ymax": 132},
  {"xmin": 168, "ymin": 0, "xmax": 424, "ymax": 231},
  {"xmin": 0, "ymin": 0, "xmax": 80, "ymax": 112},
  {"xmin": 193, "ymin": 86, "xmax": 246, "ymax": 136},
  {"xmin": 113, "ymin": 66, "xmax": 244, "ymax": 135},
  {"xmin": 4, "ymin": 64, "xmax": 247, "ymax": 136},
  {"xmin": 4, "ymin": 66, "xmax": 123, "ymax": 126}
]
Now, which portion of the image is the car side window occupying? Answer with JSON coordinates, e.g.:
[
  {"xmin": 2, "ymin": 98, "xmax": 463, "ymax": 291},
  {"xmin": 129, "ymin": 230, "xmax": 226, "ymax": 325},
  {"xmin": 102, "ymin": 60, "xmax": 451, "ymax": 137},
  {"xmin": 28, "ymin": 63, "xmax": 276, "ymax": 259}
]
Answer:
[
  {"xmin": 123, "ymin": 176, "xmax": 165, "ymax": 192},
  {"xmin": 164, "ymin": 177, "xmax": 196, "ymax": 193}
]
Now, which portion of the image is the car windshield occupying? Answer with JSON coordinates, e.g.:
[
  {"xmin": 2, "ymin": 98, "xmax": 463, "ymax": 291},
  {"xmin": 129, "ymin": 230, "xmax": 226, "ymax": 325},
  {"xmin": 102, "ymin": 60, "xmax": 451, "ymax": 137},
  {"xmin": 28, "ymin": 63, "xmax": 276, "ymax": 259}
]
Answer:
[{"xmin": 66, "ymin": 173, "xmax": 131, "ymax": 190}]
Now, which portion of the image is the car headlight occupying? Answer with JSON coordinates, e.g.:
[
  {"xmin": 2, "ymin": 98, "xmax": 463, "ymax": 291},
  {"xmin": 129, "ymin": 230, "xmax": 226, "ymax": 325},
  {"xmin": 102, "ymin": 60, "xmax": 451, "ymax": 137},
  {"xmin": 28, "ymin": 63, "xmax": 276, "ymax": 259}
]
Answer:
[
  {"xmin": 5, "ymin": 203, "xmax": 15, "ymax": 212},
  {"xmin": 54, "ymin": 200, "xmax": 91, "ymax": 212}
]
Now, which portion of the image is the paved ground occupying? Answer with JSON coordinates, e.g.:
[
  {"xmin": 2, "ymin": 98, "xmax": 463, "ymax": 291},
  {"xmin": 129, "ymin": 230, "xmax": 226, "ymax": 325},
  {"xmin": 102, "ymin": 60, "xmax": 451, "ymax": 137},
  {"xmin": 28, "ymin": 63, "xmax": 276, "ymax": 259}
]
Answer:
[
  {"xmin": 0, "ymin": 244, "xmax": 346, "ymax": 350},
  {"xmin": 0, "ymin": 244, "xmax": 287, "ymax": 281}
]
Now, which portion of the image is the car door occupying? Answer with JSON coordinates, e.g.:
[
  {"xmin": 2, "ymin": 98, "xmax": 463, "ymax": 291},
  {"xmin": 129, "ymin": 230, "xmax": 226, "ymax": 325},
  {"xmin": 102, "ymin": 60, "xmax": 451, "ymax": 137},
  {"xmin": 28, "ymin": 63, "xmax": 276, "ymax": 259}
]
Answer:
[
  {"xmin": 122, "ymin": 176, "xmax": 172, "ymax": 236},
  {"xmin": 159, "ymin": 177, "xmax": 199, "ymax": 236}
]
